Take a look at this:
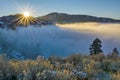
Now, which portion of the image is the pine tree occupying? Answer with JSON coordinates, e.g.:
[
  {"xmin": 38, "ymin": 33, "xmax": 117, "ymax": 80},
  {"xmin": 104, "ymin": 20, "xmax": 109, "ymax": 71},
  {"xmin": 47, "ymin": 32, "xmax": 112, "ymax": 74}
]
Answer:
[
  {"xmin": 89, "ymin": 38, "xmax": 103, "ymax": 55},
  {"xmin": 112, "ymin": 48, "xmax": 119, "ymax": 55}
]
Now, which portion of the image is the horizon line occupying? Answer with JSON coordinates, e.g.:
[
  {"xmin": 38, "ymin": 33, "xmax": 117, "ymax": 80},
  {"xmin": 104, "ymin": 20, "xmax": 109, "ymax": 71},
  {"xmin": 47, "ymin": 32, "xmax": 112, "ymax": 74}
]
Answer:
[{"xmin": 0, "ymin": 12, "xmax": 120, "ymax": 20}]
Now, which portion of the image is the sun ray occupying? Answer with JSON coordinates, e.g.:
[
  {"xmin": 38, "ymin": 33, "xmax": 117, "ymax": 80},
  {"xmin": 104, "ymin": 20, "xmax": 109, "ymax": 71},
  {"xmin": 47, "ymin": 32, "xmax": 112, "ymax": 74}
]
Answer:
[
  {"xmin": 8, "ymin": 0, "xmax": 40, "ymax": 29},
  {"xmin": 10, "ymin": 11, "xmax": 37, "ymax": 28}
]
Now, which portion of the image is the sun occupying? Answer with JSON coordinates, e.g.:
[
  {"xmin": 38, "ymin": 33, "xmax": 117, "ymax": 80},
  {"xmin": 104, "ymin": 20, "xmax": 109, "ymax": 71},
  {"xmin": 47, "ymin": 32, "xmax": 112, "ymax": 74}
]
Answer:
[
  {"xmin": 23, "ymin": 11, "xmax": 30, "ymax": 17},
  {"xmin": 11, "ymin": 9, "xmax": 35, "ymax": 27}
]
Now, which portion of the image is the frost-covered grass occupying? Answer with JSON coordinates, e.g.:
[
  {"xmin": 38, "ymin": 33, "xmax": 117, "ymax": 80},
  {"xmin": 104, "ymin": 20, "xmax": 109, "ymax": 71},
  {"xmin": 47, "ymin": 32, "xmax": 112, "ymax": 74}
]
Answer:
[{"xmin": 0, "ymin": 53, "xmax": 120, "ymax": 80}]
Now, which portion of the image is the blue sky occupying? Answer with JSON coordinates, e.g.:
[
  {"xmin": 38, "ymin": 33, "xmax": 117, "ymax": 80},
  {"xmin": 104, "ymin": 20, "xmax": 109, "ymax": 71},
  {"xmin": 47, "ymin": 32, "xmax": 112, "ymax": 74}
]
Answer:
[{"xmin": 0, "ymin": 0, "xmax": 120, "ymax": 19}]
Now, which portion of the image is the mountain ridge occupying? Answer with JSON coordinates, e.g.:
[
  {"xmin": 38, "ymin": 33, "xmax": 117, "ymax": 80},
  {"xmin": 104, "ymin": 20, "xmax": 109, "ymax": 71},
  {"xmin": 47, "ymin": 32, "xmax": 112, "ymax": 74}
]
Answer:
[
  {"xmin": 0, "ymin": 12, "xmax": 120, "ymax": 30},
  {"xmin": 38, "ymin": 12, "xmax": 120, "ymax": 24}
]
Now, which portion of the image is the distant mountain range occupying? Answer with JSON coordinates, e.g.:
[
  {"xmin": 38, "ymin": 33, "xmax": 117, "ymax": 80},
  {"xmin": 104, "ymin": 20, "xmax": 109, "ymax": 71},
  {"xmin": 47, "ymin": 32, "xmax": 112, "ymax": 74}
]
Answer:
[
  {"xmin": 38, "ymin": 12, "xmax": 120, "ymax": 24},
  {"xmin": 0, "ymin": 12, "xmax": 120, "ymax": 30}
]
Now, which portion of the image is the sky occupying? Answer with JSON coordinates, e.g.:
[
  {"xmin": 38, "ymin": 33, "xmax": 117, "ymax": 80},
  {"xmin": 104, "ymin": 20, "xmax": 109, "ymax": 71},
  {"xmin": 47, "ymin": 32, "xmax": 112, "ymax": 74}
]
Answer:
[{"xmin": 0, "ymin": 0, "xmax": 120, "ymax": 19}]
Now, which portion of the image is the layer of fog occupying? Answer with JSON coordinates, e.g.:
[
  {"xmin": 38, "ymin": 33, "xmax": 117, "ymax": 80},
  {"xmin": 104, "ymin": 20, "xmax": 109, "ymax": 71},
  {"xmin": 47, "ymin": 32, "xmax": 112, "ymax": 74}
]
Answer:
[
  {"xmin": 0, "ymin": 23, "xmax": 120, "ymax": 58},
  {"xmin": 58, "ymin": 23, "xmax": 120, "ymax": 54}
]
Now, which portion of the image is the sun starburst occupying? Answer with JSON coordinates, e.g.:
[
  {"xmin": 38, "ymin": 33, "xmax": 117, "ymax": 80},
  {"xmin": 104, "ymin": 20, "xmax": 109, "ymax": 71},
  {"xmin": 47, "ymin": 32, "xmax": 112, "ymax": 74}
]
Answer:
[
  {"xmin": 10, "ymin": 11, "xmax": 36, "ymax": 28},
  {"xmin": 23, "ymin": 11, "xmax": 30, "ymax": 17}
]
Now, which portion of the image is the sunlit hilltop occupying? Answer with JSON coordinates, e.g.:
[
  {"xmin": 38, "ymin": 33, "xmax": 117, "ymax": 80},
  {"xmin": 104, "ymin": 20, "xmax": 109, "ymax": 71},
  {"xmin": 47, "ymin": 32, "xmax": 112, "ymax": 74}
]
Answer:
[{"xmin": 0, "ymin": 13, "xmax": 54, "ymax": 29}]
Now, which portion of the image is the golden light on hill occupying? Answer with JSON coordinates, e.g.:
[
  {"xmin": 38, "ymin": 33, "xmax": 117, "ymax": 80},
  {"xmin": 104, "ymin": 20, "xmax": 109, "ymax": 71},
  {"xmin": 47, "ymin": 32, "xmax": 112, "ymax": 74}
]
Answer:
[{"xmin": 11, "ymin": 11, "xmax": 36, "ymax": 28}]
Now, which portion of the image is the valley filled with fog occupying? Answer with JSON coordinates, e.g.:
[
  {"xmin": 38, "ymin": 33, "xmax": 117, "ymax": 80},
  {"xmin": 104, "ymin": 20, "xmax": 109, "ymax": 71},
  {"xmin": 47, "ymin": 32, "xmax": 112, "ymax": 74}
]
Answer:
[{"xmin": 0, "ymin": 23, "xmax": 120, "ymax": 58}]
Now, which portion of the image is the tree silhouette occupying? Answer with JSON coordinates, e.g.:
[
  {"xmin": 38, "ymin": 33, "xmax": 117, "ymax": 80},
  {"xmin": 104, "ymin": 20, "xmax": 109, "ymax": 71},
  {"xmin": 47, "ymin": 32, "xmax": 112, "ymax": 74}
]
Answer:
[
  {"xmin": 112, "ymin": 48, "xmax": 119, "ymax": 55},
  {"xmin": 89, "ymin": 38, "xmax": 103, "ymax": 55}
]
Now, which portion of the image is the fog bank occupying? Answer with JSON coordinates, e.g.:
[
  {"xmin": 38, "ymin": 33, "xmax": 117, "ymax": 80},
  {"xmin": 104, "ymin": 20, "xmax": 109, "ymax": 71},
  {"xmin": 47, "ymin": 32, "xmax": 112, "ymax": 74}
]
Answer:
[{"xmin": 0, "ymin": 23, "xmax": 120, "ymax": 58}]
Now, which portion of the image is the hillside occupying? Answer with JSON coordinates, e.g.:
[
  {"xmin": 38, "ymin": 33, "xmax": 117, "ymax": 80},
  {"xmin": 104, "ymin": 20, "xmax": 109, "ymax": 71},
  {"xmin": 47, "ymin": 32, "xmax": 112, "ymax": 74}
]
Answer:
[
  {"xmin": 38, "ymin": 12, "xmax": 120, "ymax": 24},
  {"xmin": 0, "ymin": 14, "xmax": 53, "ymax": 30}
]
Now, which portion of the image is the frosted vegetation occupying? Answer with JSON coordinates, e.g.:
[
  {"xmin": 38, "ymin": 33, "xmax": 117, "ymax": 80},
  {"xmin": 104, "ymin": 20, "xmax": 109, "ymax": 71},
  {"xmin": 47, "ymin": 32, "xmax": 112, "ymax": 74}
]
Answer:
[{"xmin": 0, "ymin": 53, "xmax": 120, "ymax": 80}]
